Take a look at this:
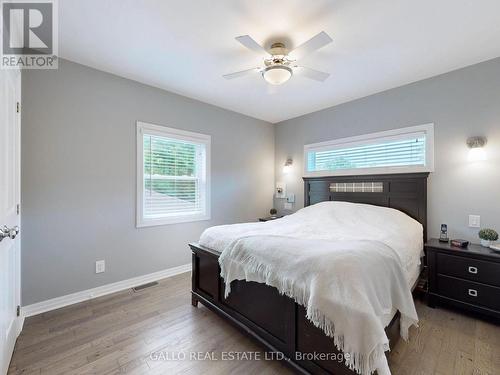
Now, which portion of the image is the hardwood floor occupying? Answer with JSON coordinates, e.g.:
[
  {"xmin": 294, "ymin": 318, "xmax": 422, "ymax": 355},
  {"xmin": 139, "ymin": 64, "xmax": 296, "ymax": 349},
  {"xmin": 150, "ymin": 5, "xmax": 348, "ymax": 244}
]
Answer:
[{"xmin": 8, "ymin": 272, "xmax": 500, "ymax": 375}]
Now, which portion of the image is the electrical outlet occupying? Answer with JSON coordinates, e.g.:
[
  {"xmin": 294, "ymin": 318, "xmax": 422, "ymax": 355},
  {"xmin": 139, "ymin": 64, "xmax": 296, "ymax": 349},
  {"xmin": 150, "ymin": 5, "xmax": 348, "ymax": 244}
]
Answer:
[
  {"xmin": 95, "ymin": 260, "xmax": 105, "ymax": 274},
  {"xmin": 468, "ymin": 215, "xmax": 480, "ymax": 228}
]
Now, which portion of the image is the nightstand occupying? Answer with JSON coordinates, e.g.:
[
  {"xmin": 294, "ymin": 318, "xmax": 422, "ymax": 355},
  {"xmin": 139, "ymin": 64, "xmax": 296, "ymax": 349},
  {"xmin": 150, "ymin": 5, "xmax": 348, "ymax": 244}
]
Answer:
[
  {"xmin": 259, "ymin": 216, "xmax": 283, "ymax": 222},
  {"xmin": 426, "ymin": 239, "xmax": 500, "ymax": 319}
]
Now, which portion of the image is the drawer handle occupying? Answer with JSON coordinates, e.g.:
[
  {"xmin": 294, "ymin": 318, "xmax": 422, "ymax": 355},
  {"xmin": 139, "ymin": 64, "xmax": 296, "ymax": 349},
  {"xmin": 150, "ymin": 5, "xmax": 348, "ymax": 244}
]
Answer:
[
  {"xmin": 468, "ymin": 266, "xmax": 478, "ymax": 274},
  {"xmin": 468, "ymin": 289, "xmax": 478, "ymax": 297}
]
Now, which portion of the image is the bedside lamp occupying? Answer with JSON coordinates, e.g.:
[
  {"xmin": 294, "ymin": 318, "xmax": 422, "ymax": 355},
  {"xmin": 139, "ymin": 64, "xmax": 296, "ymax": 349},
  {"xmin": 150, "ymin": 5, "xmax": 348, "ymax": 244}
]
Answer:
[{"xmin": 467, "ymin": 136, "xmax": 487, "ymax": 161}]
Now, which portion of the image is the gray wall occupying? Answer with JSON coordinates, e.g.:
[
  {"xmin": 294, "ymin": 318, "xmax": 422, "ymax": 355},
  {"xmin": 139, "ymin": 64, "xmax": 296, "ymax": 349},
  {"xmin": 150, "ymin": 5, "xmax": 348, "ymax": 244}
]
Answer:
[
  {"xmin": 275, "ymin": 58, "xmax": 500, "ymax": 243},
  {"xmin": 22, "ymin": 57, "xmax": 500, "ymax": 305},
  {"xmin": 21, "ymin": 59, "xmax": 274, "ymax": 305}
]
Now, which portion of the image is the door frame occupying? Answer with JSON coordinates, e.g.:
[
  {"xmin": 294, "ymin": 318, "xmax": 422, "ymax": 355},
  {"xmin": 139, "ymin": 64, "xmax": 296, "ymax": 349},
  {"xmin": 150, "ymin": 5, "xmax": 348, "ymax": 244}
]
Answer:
[
  {"xmin": 14, "ymin": 67, "xmax": 22, "ymax": 336},
  {"xmin": 0, "ymin": 67, "xmax": 22, "ymax": 375}
]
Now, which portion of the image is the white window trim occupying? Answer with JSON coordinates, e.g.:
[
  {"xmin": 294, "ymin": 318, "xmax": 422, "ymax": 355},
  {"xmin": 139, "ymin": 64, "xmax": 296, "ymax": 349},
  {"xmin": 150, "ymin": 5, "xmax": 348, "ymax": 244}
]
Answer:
[
  {"xmin": 303, "ymin": 123, "xmax": 434, "ymax": 177},
  {"xmin": 136, "ymin": 121, "xmax": 211, "ymax": 227}
]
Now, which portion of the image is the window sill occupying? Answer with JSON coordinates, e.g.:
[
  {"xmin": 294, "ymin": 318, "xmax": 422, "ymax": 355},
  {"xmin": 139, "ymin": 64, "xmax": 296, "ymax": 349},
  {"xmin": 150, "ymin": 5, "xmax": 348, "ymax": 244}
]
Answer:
[
  {"xmin": 303, "ymin": 165, "xmax": 434, "ymax": 178},
  {"xmin": 136, "ymin": 214, "xmax": 211, "ymax": 228}
]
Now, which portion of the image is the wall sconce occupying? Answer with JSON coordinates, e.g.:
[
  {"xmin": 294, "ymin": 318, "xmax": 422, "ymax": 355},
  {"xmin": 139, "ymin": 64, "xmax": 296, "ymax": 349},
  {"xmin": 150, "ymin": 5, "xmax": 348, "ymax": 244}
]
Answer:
[
  {"xmin": 283, "ymin": 158, "xmax": 293, "ymax": 174},
  {"xmin": 467, "ymin": 136, "xmax": 487, "ymax": 161}
]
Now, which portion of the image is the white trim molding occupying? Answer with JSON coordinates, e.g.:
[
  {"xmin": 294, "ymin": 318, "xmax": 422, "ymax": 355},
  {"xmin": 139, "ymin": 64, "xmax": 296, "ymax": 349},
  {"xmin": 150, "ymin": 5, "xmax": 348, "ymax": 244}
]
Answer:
[
  {"xmin": 22, "ymin": 263, "xmax": 191, "ymax": 318},
  {"xmin": 303, "ymin": 123, "xmax": 435, "ymax": 177}
]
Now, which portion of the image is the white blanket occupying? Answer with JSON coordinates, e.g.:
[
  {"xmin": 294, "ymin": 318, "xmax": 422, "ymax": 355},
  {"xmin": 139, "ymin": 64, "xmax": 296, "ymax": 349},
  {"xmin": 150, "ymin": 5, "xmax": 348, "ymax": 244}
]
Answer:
[
  {"xmin": 199, "ymin": 202, "xmax": 423, "ymax": 375},
  {"xmin": 219, "ymin": 236, "xmax": 418, "ymax": 375},
  {"xmin": 200, "ymin": 202, "xmax": 424, "ymax": 275}
]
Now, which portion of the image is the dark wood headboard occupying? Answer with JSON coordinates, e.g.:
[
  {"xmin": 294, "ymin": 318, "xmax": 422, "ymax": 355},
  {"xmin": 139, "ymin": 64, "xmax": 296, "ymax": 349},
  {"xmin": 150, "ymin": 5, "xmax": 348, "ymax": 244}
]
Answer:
[{"xmin": 303, "ymin": 173, "xmax": 429, "ymax": 241}]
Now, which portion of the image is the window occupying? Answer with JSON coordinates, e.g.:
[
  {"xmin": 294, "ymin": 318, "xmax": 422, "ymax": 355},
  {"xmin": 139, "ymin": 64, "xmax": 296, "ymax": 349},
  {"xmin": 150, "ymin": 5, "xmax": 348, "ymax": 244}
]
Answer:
[
  {"xmin": 304, "ymin": 124, "xmax": 434, "ymax": 177},
  {"xmin": 137, "ymin": 122, "xmax": 210, "ymax": 227}
]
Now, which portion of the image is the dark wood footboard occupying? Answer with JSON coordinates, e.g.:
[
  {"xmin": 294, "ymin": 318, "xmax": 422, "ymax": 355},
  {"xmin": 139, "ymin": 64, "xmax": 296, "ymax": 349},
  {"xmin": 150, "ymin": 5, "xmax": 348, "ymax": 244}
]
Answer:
[{"xmin": 190, "ymin": 242, "xmax": 401, "ymax": 375}]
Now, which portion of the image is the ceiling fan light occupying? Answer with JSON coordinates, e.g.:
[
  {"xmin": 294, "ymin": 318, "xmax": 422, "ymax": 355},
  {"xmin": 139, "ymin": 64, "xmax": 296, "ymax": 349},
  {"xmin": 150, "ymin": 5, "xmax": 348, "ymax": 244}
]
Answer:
[{"xmin": 262, "ymin": 66, "xmax": 292, "ymax": 85}]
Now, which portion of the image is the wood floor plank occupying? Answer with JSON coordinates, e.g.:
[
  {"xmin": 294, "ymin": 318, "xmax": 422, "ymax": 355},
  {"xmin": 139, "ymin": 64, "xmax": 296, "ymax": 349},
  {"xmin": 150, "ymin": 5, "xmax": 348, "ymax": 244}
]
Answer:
[{"xmin": 8, "ymin": 272, "xmax": 500, "ymax": 375}]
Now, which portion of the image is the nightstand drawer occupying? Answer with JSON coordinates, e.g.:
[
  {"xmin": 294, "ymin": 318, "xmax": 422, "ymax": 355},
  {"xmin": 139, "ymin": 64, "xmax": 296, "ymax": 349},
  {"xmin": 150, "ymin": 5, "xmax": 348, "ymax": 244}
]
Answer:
[
  {"xmin": 436, "ymin": 275, "xmax": 500, "ymax": 311},
  {"xmin": 436, "ymin": 253, "xmax": 500, "ymax": 287}
]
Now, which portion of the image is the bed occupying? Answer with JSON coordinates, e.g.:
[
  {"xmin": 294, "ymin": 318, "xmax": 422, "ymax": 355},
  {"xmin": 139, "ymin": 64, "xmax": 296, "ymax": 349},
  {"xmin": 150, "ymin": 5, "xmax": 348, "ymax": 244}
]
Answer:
[{"xmin": 189, "ymin": 173, "xmax": 428, "ymax": 375}]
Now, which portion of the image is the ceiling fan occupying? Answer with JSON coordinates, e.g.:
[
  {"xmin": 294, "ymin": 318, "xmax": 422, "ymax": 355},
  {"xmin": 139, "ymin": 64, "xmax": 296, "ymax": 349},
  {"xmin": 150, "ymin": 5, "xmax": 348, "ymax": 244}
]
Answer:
[{"xmin": 223, "ymin": 31, "xmax": 333, "ymax": 86}]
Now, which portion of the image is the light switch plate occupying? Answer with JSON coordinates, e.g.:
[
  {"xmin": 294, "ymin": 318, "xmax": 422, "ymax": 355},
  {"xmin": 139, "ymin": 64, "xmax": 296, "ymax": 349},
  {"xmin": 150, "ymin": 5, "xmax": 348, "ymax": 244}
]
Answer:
[{"xmin": 468, "ymin": 215, "xmax": 480, "ymax": 228}]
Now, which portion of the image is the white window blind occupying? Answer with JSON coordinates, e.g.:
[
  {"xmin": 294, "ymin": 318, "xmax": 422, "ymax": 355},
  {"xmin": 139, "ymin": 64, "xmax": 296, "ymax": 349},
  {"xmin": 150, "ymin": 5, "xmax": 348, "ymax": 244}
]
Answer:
[
  {"xmin": 137, "ymin": 122, "xmax": 210, "ymax": 227},
  {"xmin": 304, "ymin": 124, "xmax": 434, "ymax": 177}
]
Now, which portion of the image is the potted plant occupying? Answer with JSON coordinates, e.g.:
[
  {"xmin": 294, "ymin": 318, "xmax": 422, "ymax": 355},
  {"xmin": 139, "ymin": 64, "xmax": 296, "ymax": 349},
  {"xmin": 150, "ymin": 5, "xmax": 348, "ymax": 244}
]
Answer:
[
  {"xmin": 478, "ymin": 228, "xmax": 498, "ymax": 247},
  {"xmin": 269, "ymin": 208, "xmax": 277, "ymax": 218}
]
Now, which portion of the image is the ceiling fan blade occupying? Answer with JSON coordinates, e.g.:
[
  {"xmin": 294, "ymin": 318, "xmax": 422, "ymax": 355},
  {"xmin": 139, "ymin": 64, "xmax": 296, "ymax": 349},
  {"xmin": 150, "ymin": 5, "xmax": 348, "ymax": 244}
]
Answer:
[
  {"xmin": 235, "ymin": 35, "xmax": 268, "ymax": 55},
  {"xmin": 289, "ymin": 31, "xmax": 333, "ymax": 60},
  {"xmin": 223, "ymin": 67, "xmax": 260, "ymax": 80},
  {"xmin": 294, "ymin": 66, "xmax": 330, "ymax": 82}
]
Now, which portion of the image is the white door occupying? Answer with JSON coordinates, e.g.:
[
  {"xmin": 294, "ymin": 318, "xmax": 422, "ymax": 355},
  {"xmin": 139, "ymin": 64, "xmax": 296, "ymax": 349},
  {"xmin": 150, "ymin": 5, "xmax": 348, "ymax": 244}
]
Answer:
[{"xmin": 0, "ymin": 68, "xmax": 21, "ymax": 375}]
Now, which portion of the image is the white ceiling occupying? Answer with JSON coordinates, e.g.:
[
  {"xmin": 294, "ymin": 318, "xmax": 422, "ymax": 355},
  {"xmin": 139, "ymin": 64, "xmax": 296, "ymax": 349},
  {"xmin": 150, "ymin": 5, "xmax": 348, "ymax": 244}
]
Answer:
[{"xmin": 59, "ymin": 0, "xmax": 500, "ymax": 123}]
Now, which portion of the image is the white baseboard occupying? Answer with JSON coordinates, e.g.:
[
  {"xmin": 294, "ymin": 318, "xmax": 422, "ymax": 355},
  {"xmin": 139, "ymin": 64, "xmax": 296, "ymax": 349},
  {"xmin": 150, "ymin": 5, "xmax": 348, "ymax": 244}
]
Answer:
[{"xmin": 22, "ymin": 263, "xmax": 191, "ymax": 318}]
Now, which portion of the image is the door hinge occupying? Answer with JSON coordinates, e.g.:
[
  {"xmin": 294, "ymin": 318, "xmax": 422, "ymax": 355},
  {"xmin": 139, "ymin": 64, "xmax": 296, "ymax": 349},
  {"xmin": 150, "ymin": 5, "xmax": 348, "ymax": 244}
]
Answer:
[
  {"xmin": 16, "ymin": 204, "xmax": 20, "ymax": 215},
  {"xmin": 16, "ymin": 102, "xmax": 20, "ymax": 113},
  {"xmin": 17, "ymin": 305, "xmax": 20, "ymax": 317}
]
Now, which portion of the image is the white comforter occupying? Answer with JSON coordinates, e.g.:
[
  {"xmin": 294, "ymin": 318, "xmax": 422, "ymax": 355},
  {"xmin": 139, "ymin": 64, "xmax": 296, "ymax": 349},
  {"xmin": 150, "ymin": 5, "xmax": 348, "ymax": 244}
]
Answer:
[{"xmin": 199, "ymin": 202, "xmax": 423, "ymax": 375}]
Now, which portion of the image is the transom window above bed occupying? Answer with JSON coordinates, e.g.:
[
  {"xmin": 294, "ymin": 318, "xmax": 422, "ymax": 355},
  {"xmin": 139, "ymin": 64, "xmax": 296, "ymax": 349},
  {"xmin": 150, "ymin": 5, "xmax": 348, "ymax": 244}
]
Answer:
[
  {"xmin": 304, "ymin": 124, "xmax": 434, "ymax": 177},
  {"xmin": 136, "ymin": 122, "xmax": 211, "ymax": 227}
]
